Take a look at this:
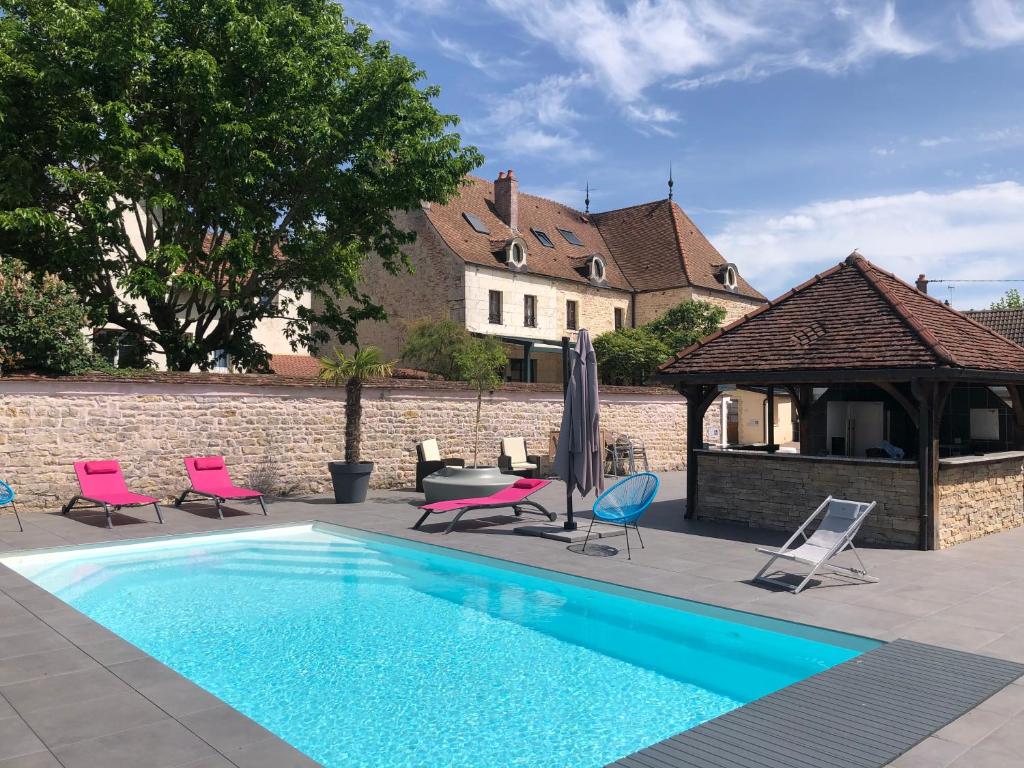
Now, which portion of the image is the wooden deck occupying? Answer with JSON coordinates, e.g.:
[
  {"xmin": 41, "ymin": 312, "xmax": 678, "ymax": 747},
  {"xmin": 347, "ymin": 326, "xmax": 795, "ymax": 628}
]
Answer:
[{"xmin": 609, "ymin": 640, "xmax": 1024, "ymax": 768}]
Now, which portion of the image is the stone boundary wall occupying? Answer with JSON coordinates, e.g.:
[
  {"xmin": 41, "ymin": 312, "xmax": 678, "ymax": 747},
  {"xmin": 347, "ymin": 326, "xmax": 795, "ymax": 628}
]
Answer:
[
  {"xmin": 938, "ymin": 456, "xmax": 1024, "ymax": 549},
  {"xmin": 694, "ymin": 450, "xmax": 920, "ymax": 547},
  {"xmin": 0, "ymin": 378, "xmax": 714, "ymax": 512}
]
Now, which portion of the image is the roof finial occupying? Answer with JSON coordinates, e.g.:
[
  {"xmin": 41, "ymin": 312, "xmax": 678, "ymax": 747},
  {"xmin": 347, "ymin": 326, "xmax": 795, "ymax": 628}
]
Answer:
[
  {"xmin": 584, "ymin": 180, "xmax": 591, "ymax": 214},
  {"xmin": 668, "ymin": 162, "xmax": 674, "ymax": 201}
]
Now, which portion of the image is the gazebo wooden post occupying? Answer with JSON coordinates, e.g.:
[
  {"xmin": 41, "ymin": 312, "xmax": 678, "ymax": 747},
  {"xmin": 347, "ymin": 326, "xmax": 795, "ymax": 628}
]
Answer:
[
  {"xmin": 766, "ymin": 385, "xmax": 777, "ymax": 452},
  {"xmin": 1007, "ymin": 385, "xmax": 1024, "ymax": 449},
  {"xmin": 913, "ymin": 380, "xmax": 953, "ymax": 551},
  {"xmin": 682, "ymin": 383, "xmax": 719, "ymax": 520}
]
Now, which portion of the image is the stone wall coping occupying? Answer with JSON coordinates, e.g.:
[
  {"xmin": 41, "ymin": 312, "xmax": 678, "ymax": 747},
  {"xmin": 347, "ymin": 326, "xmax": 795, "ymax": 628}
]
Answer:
[
  {"xmin": 939, "ymin": 451, "xmax": 1024, "ymax": 468},
  {"xmin": 696, "ymin": 448, "xmax": 917, "ymax": 468},
  {"xmin": 0, "ymin": 371, "xmax": 676, "ymax": 397}
]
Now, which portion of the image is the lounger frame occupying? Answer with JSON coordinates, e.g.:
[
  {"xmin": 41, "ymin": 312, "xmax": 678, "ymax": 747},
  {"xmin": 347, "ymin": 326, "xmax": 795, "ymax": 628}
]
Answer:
[
  {"xmin": 754, "ymin": 495, "xmax": 878, "ymax": 594},
  {"xmin": 174, "ymin": 487, "xmax": 268, "ymax": 519},
  {"xmin": 414, "ymin": 499, "xmax": 555, "ymax": 534},
  {"xmin": 62, "ymin": 496, "xmax": 163, "ymax": 530}
]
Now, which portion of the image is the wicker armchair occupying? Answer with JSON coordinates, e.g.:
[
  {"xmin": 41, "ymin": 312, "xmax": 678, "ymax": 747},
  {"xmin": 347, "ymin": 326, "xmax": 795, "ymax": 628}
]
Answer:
[
  {"xmin": 497, "ymin": 437, "xmax": 542, "ymax": 478},
  {"xmin": 415, "ymin": 439, "xmax": 465, "ymax": 491}
]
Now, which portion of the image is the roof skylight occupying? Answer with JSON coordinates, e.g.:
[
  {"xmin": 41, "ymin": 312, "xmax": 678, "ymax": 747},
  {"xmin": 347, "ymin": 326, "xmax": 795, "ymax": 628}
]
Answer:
[
  {"xmin": 462, "ymin": 212, "xmax": 489, "ymax": 235},
  {"xmin": 558, "ymin": 228, "xmax": 583, "ymax": 246},
  {"xmin": 531, "ymin": 228, "xmax": 555, "ymax": 248}
]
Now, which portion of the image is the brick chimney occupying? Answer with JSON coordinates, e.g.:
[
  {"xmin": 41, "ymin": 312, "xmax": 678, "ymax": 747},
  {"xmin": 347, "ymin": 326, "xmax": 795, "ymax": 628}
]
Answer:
[
  {"xmin": 494, "ymin": 169, "xmax": 518, "ymax": 231},
  {"xmin": 916, "ymin": 274, "xmax": 928, "ymax": 294}
]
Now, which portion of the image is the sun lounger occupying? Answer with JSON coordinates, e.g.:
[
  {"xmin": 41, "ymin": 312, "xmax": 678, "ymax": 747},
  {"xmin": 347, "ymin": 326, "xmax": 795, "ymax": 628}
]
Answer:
[
  {"xmin": 414, "ymin": 478, "xmax": 555, "ymax": 533},
  {"xmin": 175, "ymin": 456, "xmax": 268, "ymax": 518},
  {"xmin": 753, "ymin": 495, "xmax": 878, "ymax": 594},
  {"xmin": 63, "ymin": 461, "xmax": 163, "ymax": 529}
]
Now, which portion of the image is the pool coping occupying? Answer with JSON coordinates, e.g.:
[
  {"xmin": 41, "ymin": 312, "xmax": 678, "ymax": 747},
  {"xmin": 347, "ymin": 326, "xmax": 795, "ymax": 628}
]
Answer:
[{"xmin": 1, "ymin": 517, "xmax": 1022, "ymax": 768}]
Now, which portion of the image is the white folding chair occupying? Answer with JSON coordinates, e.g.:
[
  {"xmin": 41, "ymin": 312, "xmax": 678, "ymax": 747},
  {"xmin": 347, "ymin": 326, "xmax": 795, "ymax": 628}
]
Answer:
[{"xmin": 753, "ymin": 496, "xmax": 878, "ymax": 594}]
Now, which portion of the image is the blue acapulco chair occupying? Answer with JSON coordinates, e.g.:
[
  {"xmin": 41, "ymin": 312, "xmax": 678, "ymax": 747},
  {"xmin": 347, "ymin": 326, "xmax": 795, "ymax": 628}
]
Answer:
[
  {"xmin": 581, "ymin": 472, "xmax": 660, "ymax": 559},
  {"xmin": 0, "ymin": 480, "xmax": 24, "ymax": 532}
]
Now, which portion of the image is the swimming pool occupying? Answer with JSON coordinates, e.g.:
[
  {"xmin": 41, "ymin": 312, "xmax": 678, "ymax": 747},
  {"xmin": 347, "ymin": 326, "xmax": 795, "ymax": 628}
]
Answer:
[{"xmin": 2, "ymin": 523, "xmax": 878, "ymax": 767}]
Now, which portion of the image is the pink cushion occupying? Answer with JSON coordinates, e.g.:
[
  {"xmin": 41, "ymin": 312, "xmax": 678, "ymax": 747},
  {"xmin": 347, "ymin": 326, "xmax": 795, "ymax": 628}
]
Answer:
[
  {"xmin": 194, "ymin": 456, "xmax": 225, "ymax": 471},
  {"xmin": 513, "ymin": 478, "xmax": 545, "ymax": 490},
  {"xmin": 83, "ymin": 461, "xmax": 119, "ymax": 475}
]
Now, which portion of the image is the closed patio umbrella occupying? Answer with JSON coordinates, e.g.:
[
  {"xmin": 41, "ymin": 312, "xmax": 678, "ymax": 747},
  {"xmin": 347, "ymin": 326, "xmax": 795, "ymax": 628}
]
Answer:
[{"xmin": 554, "ymin": 328, "xmax": 603, "ymax": 531}]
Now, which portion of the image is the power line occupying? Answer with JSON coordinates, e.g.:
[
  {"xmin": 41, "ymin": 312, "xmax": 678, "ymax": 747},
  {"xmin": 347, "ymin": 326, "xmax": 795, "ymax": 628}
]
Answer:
[{"xmin": 928, "ymin": 278, "xmax": 1024, "ymax": 283}]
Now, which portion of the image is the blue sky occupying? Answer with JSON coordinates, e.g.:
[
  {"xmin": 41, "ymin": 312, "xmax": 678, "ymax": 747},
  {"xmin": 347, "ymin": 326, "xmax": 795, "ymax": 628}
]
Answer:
[{"xmin": 344, "ymin": 0, "xmax": 1024, "ymax": 309}]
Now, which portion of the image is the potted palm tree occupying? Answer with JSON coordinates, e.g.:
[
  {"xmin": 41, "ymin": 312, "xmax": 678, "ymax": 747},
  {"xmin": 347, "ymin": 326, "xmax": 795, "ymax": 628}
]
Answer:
[{"xmin": 318, "ymin": 346, "xmax": 394, "ymax": 503}]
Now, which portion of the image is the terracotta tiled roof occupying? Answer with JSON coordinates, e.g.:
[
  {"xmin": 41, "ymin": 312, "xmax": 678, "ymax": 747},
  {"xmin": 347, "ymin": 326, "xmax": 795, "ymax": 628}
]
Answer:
[
  {"xmin": 965, "ymin": 309, "xmax": 1024, "ymax": 347},
  {"xmin": 423, "ymin": 176, "xmax": 763, "ymax": 299},
  {"xmin": 591, "ymin": 200, "xmax": 764, "ymax": 300},
  {"xmin": 660, "ymin": 253, "xmax": 1024, "ymax": 377},
  {"xmin": 269, "ymin": 354, "xmax": 320, "ymax": 376},
  {"xmin": 424, "ymin": 176, "xmax": 632, "ymax": 290}
]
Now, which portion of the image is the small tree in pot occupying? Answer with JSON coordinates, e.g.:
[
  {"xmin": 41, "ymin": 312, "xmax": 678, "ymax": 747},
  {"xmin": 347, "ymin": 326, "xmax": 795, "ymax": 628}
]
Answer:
[
  {"xmin": 319, "ymin": 346, "xmax": 394, "ymax": 503},
  {"xmin": 454, "ymin": 337, "xmax": 507, "ymax": 467}
]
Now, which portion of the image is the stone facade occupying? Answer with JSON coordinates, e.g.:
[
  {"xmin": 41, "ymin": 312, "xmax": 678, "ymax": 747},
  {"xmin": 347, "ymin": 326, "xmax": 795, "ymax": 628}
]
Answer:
[
  {"xmin": 326, "ymin": 208, "xmax": 467, "ymax": 364},
  {"xmin": 694, "ymin": 450, "xmax": 921, "ymax": 546},
  {"xmin": 938, "ymin": 456, "xmax": 1024, "ymax": 548},
  {"xmin": 633, "ymin": 286, "xmax": 762, "ymax": 327},
  {"xmin": 0, "ymin": 378, "xmax": 716, "ymax": 513}
]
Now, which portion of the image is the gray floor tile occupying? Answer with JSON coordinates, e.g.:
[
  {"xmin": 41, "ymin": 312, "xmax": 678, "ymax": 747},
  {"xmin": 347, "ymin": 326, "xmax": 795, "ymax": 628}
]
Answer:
[
  {"xmin": 934, "ymin": 707, "xmax": 1011, "ymax": 746},
  {"xmin": 51, "ymin": 720, "xmax": 220, "ymax": 768},
  {"xmin": 0, "ymin": 717, "xmax": 46, "ymax": 762},
  {"xmin": 976, "ymin": 678, "xmax": 1024, "ymax": 716},
  {"xmin": 20, "ymin": 690, "xmax": 168, "ymax": 749},
  {"xmin": 0, "ymin": 630, "xmax": 73, "ymax": 661},
  {"xmin": 229, "ymin": 736, "xmax": 320, "ymax": 768},
  {"xmin": 887, "ymin": 737, "xmax": 969, "ymax": 768},
  {"xmin": 0, "ymin": 751, "xmax": 64, "ymax": 768},
  {"xmin": 0, "ymin": 648, "xmax": 98, "ymax": 686},
  {"xmin": 0, "ymin": 668, "xmax": 132, "ymax": 715},
  {"xmin": 179, "ymin": 705, "xmax": 275, "ymax": 754}
]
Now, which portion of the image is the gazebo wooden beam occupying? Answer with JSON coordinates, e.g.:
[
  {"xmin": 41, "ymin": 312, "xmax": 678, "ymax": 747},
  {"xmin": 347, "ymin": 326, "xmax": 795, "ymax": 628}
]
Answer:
[
  {"xmin": 873, "ymin": 382, "xmax": 920, "ymax": 429},
  {"xmin": 681, "ymin": 383, "xmax": 721, "ymax": 520}
]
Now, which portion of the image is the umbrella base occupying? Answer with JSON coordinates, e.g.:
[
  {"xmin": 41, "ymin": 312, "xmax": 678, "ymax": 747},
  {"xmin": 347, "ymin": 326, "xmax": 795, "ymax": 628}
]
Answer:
[
  {"xmin": 567, "ymin": 542, "xmax": 619, "ymax": 557},
  {"xmin": 513, "ymin": 522, "xmax": 625, "ymax": 543}
]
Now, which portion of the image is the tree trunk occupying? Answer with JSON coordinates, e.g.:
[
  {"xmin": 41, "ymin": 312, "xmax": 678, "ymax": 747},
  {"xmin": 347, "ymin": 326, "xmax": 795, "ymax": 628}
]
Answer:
[
  {"xmin": 345, "ymin": 377, "xmax": 362, "ymax": 464},
  {"xmin": 473, "ymin": 389, "xmax": 482, "ymax": 468}
]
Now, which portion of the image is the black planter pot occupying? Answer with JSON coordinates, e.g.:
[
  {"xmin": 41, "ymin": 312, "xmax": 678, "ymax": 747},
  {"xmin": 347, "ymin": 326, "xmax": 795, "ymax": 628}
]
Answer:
[{"xmin": 328, "ymin": 461, "xmax": 374, "ymax": 504}]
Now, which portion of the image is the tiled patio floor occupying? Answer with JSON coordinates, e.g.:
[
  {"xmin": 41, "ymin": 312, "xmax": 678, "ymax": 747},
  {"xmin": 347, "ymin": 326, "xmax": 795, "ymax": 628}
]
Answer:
[{"xmin": 1, "ymin": 471, "xmax": 1022, "ymax": 767}]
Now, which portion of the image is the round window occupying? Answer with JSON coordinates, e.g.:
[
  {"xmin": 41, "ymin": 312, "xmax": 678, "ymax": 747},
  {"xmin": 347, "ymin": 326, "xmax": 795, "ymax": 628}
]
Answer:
[
  {"xmin": 591, "ymin": 257, "xmax": 605, "ymax": 282},
  {"xmin": 723, "ymin": 264, "xmax": 737, "ymax": 290},
  {"xmin": 508, "ymin": 241, "xmax": 526, "ymax": 268}
]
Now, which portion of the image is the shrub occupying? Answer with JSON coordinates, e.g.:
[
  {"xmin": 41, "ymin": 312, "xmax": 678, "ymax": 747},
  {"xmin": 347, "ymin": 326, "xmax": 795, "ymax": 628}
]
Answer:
[
  {"xmin": 592, "ymin": 327, "xmax": 672, "ymax": 385},
  {"xmin": 0, "ymin": 258, "xmax": 98, "ymax": 374}
]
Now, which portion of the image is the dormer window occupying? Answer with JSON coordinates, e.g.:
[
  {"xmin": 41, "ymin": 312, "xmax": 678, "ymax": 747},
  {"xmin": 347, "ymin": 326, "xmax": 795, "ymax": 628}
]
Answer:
[
  {"xmin": 589, "ymin": 256, "xmax": 606, "ymax": 284},
  {"xmin": 507, "ymin": 238, "xmax": 526, "ymax": 269},
  {"xmin": 716, "ymin": 262, "xmax": 739, "ymax": 291}
]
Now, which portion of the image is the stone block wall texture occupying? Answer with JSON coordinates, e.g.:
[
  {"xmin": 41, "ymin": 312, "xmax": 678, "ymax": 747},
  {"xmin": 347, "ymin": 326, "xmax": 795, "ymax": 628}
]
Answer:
[
  {"xmin": 695, "ymin": 450, "xmax": 921, "ymax": 546},
  {"xmin": 0, "ymin": 379, "xmax": 715, "ymax": 513},
  {"xmin": 938, "ymin": 457, "xmax": 1024, "ymax": 548}
]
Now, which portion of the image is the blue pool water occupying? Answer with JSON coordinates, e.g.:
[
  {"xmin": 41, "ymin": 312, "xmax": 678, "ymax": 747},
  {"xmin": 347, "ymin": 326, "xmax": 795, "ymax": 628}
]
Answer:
[{"xmin": 2, "ymin": 524, "xmax": 877, "ymax": 767}]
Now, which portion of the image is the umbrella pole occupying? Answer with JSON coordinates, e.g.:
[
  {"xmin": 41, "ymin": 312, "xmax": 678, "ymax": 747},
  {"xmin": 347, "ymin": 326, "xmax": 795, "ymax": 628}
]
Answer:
[{"xmin": 562, "ymin": 335, "xmax": 577, "ymax": 531}]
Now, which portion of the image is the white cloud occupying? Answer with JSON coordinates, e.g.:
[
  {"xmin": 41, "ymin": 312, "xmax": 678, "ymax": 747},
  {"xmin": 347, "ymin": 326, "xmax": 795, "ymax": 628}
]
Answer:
[
  {"xmin": 871, "ymin": 147, "xmax": 896, "ymax": 156},
  {"xmin": 482, "ymin": 1, "xmax": 933, "ymax": 103},
  {"xmin": 713, "ymin": 182, "xmax": 1024, "ymax": 302},
  {"xmin": 467, "ymin": 74, "xmax": 598, "ymax": 162},
  {"xmin": 963, "ymin": 0, "xmax": 1024, "ymax": 47},
  {"xmin": 919, "ymin": 136, "xmax": 955, "ymax": 147}
]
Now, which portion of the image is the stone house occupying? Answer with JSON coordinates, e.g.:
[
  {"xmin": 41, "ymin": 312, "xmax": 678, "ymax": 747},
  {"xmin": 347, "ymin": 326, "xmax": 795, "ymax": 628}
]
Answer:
[{"xmin": 341, "ymin": 170, "xmax": 766, "ymax": 385}]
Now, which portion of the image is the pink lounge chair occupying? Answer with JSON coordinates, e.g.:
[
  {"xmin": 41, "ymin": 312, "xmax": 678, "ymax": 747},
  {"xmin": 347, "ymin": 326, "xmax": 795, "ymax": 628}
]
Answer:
[
  {"xmin": 414, "ymin": 478, "xmax": 555, "ymax": 534},
  {"xmin": 63, "ymin": 461, "xmax": 164, "ymax": 529},
  {"xmin": 175, "ymin": 456, "xmax": 268, "ymax": 518}
]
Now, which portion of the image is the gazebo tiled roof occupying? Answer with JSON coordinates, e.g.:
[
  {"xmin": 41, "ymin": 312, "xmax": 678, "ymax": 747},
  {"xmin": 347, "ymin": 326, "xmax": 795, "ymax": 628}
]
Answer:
[{"xmin": 660, "ymin": 252, "xmax": 1024, "ymax": 381}]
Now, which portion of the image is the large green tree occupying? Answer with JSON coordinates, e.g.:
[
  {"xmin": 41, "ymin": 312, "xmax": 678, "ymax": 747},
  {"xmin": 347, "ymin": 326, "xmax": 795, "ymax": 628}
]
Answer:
[
  {"xmin": 593, "ymin": 299, "xmax": 726, "ymax": 385},
  {"xmin": 0, "ymin": 0, "xmax": 482, "ymax": 370}
]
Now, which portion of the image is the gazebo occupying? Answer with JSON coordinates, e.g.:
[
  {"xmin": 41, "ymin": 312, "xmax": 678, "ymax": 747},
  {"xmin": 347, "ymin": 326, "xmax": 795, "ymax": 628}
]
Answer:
[{"xmin": 659, "ymin": 252, "xmax": 1024, "ymax": 550}]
